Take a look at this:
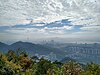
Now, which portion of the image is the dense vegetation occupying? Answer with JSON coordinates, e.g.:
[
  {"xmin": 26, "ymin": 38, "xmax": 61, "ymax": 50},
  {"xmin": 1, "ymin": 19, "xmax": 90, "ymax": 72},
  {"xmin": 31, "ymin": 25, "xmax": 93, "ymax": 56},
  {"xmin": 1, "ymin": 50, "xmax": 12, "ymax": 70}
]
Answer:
[{"xmin": 0, "ymin": 50, "xmax": 100, "ymax": 75}]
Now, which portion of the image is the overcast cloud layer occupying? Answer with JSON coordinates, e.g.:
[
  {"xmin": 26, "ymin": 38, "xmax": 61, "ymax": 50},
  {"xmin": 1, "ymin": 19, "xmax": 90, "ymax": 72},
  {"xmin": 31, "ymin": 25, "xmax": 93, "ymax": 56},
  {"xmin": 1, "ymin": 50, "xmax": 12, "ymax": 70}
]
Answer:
[{"xmin": 0, "ymin": 0, "xmax": 100, "ymax": 43}]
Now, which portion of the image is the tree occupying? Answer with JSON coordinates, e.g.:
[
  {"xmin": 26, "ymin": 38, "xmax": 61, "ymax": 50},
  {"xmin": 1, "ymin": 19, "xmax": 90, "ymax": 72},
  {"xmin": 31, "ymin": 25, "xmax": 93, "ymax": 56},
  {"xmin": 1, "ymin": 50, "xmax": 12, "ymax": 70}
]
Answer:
[
  {"xmin": 6, "ymin": 50, "xmax": 17, "ymax": 63},
  {"xmin": 61, "ymin": 61, "xmax": 82, "ymax": 75},
  {"xmin": 35, "ymin": 58, "xmax": 52, "ymax": 75},
  {"xmin": 0, "ymin": 53, "xmax": 14, "ymax": 75},
  {"xmin": 19, "ymin": 53, "xmax": 32, "ymax": 71},
  {"xmin": 82, "ymin": 63, "xmax": 100, "ymax": 75},
  {"xmin": 31, "ymin": 56, "xmax": 39, "ymax": 63}
]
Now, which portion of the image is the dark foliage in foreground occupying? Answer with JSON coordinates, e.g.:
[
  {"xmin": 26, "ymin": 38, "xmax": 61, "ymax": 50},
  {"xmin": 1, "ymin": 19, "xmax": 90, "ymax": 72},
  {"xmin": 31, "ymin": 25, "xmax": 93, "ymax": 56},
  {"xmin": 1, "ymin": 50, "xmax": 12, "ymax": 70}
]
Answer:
[{"xmin": 0, "ymin": 50, "xmax": 100, "ymax": 75}]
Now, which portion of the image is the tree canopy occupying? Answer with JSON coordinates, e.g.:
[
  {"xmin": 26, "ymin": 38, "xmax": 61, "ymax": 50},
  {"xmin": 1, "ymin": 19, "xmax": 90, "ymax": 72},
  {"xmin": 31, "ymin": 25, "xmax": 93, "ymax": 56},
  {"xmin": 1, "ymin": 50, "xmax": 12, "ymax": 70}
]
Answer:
[{"xmin": 0, "ymin": 50, "xmax": 100, "ymax": 75}]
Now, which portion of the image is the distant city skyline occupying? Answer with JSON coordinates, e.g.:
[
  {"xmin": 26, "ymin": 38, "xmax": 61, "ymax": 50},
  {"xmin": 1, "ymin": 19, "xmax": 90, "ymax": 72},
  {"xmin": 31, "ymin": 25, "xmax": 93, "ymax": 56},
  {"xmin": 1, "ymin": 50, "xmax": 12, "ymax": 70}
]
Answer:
[{"xmin": 0, "ymin": 0, "xmax": 100, "ymax": 44}]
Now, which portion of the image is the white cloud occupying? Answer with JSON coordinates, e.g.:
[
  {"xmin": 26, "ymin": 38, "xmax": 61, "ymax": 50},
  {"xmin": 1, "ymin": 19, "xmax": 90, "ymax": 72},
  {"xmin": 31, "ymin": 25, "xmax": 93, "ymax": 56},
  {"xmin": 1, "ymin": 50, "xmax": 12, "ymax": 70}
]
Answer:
[
  {"xmin": 44, "ymin": 26, "xmax": 73, "ymax": 30},
  {"xmin": 0, "ymin": 0, "xmax": 100, "ymax": 43},
  {"xmin": 0, "ymin": 0, "xmax": 100, "ymax": 26},
  {"xmin": 80, "ymin": 26, "xmax": 100, "ymax": 31}
]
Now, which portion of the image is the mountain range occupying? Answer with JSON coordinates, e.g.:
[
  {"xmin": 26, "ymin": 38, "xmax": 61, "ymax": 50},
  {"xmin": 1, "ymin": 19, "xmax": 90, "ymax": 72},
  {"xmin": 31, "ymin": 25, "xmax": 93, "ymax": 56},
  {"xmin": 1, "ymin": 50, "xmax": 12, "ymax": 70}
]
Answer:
[
  {"xmin": 0, "ymin": 41, "xmax": 66, "ymax": 60},
  {"xmin": 0, "ymin": 41, "xmax": 100, "ymax": 64}
]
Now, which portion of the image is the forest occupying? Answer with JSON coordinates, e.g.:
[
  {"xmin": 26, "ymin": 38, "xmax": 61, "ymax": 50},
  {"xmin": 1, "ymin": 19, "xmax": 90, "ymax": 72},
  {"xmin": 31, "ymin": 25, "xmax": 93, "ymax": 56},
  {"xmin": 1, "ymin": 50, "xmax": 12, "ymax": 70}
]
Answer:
[{"xmin": 0, "ymin": 49, "xmax": 100, "ymax": 75}]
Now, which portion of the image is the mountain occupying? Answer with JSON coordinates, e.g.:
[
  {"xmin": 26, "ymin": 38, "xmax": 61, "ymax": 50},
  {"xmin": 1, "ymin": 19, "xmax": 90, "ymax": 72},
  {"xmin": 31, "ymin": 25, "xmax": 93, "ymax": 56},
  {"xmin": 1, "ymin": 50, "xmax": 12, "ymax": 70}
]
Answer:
[
  {"xmin": 60, "ymin": 57, "xmax": 76, "ymax": 63},
  {"xmin": 0, "ymin": 42, "xmax": 9, "ymax": 53},
  {"xmin": 0, "ymin": 42, "xmax": 9, "ymax": 47},
  {"xmin": 1, "ymin": 41, "xmax": 100, "ymax": 64},
  {"xmin": 10, "ymin": 41, "xmax": 54, "ymax": 54},
  {"xmin": 0, "ymin": 41, "xmax": 66, "ymax": 60}
]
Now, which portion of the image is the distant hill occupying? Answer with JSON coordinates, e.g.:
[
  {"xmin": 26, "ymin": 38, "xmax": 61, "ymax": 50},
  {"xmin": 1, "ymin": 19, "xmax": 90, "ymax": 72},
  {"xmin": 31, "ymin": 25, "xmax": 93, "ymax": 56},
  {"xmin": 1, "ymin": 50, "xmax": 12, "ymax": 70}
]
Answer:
[
  {"xmin": 0, "ymin": 41, "xmax": 100, "ymax": 64},
  {"xmin": 0, "ymin": 41, "xmax": 66, "ymax": 60},
  {"xmin": 0, "ymin": 42, "xmax": 9, "ymax": 53},
  {"xmin": 60, "ymin": 57, "xmax": 76, "ymax": 63}
]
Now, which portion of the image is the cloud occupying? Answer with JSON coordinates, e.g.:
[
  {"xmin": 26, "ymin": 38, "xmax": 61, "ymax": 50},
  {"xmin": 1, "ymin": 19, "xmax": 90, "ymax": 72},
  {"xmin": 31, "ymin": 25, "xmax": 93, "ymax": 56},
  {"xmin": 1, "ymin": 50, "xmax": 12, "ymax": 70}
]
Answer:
[
  {"xmin": 80, "ymin": 25, "xmax": 100, "ymax": 31},
  {"xmin": 0, "ymin": 0, "xmax": 100, "ymax": 26},
  {"xmin": 0, "ymin": 0, "xmax": 100, "ymax": 43}
]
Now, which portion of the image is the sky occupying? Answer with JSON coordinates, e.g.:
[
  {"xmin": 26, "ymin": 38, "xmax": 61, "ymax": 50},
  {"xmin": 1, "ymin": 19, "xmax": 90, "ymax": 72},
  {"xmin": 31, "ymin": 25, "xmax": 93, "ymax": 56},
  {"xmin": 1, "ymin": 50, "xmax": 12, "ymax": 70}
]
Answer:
[{"xmin": 0, "ymin": 0, "xmax": 100, "ymax": 44}]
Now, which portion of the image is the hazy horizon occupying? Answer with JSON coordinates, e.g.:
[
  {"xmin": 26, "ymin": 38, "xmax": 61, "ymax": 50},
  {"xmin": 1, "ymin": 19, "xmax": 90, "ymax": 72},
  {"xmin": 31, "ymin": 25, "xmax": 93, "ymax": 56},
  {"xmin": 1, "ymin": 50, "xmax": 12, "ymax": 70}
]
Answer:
[{"xmin": 1, "ymin": 39, "xmax": 100, "ymax": 45}]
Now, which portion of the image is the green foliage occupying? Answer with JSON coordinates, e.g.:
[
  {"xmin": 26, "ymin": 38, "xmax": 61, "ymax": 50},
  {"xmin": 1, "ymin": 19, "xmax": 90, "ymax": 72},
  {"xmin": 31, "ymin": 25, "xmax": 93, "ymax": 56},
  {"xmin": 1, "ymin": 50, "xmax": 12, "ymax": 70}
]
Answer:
[
  {"xmin": 35, "ymin": 58, "xmax": 52, "ymax": 75},
  {"xmin": 0, "ymin": 50, "xmax": 100, "ymax": 75},
  {"xmin": 0, "ymin": 55, "xmax": 14, "ymax": 75},
  {"xmin": 81, "ymin": 63, "xmax": 100, "ymax": 75},
  {"xmin": 61, "ymin": 61, "xmax": 82, "ymax": 75}
]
